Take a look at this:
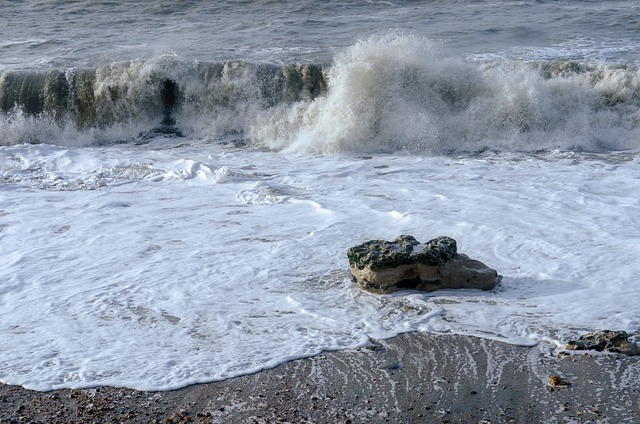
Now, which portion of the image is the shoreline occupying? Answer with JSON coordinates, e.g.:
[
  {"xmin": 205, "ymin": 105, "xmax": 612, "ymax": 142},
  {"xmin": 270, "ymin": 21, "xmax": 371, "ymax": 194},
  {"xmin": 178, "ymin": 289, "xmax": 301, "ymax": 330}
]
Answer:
[{"xmin": 1, "ymin": 332, "xmax": 639, "ymax": 423}]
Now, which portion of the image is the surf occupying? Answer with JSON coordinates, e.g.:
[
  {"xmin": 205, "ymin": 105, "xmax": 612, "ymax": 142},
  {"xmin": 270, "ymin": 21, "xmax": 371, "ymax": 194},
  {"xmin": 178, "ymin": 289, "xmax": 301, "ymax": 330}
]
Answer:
[{"xmin": 2, "ymin": 35, "xmax": 640, "ymax": 154}]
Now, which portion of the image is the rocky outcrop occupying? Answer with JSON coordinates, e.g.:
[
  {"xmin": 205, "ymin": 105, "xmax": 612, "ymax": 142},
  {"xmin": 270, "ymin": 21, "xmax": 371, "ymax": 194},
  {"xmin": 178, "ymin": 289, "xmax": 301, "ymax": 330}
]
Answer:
[
  {"xmin": 346, "ymin": 235, "xmax": 501, "ymax": 294},
  {"xmin": 565, "ymin": 330, "xmax": 640, "ymax": 356}
]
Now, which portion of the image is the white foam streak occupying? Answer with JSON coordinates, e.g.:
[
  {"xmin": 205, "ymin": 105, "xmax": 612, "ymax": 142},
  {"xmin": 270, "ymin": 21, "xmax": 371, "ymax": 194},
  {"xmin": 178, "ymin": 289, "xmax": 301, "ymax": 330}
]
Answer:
[{"xmin": 163, "ymin": 160, "xmax": 231, "ymax": 183}]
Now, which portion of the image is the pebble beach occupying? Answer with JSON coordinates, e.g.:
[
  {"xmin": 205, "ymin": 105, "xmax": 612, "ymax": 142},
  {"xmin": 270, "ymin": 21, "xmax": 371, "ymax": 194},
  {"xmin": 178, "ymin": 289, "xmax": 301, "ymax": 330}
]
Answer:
[{"xmin": 2, "ymin": 333, "xmax": 638, "ymax": 423}]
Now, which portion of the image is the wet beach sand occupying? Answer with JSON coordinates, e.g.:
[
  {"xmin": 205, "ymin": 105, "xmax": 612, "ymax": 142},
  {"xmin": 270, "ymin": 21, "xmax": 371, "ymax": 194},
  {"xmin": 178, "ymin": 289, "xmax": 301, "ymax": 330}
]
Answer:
[{"xmin": 1, "ymin": 333, "xmax": 639, "ymax": 423}]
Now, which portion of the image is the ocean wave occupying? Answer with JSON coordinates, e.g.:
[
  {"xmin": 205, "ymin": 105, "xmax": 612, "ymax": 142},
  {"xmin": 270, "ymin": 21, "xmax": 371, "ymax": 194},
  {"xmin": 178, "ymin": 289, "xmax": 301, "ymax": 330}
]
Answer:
[
  {"xmin": 0, "ymin": 55, "xmax": 326, "ymax": 146},
  {"xmin": 251, "ymin": 34, "xmax": 640, "ymax": 154},
  {"xmin": 2, "ymin": 36, "xmax": 640, "ymax": 153}
]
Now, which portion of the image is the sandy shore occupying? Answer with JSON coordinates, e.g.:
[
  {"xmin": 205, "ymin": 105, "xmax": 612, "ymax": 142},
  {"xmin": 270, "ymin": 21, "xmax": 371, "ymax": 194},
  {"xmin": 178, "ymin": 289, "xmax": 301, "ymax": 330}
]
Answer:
[{"xmin": 1, "ymin": 332, "xmax": 639, "ymax": 423}]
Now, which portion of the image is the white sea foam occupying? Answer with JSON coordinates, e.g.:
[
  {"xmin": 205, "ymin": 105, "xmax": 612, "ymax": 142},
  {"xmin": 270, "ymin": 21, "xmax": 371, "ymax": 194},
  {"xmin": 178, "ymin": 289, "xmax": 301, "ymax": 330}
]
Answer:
[{"xmin": 1, "ymin": 142, "xmax": 639, "ymax": 390}]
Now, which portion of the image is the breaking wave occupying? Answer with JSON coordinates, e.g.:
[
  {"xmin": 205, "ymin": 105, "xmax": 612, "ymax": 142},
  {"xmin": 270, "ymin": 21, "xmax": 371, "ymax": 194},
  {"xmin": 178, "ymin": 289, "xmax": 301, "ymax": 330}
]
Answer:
[
  {"xmin": 0, "ymin": 55, "xmax": 326, "ymax": 146},
  {"xmin": 252, "ymin": 35, "xmax": 640, "ymax": 154},
  {"xmin": 2, "ymin": 35, "xmax": 640, "ymax": 153}
]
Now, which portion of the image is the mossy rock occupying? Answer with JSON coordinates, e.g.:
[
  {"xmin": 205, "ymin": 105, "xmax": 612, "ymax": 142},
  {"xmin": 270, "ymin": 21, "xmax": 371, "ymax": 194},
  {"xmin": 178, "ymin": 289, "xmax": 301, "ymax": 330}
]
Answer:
[{"xmin": 347, "ymin": 235, "xmax": 457, "ymax": 270}]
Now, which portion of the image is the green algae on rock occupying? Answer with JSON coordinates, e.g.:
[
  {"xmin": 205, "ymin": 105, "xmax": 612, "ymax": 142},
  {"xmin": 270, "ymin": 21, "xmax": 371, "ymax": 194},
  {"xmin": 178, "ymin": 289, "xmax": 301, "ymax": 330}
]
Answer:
[
  {"xmin": 346, "ymin": 235, "xmax": 457, "ymax": 270},
  {"xmin": 347, "ymin": 236, "xmax": 501, "ymax": 294}
]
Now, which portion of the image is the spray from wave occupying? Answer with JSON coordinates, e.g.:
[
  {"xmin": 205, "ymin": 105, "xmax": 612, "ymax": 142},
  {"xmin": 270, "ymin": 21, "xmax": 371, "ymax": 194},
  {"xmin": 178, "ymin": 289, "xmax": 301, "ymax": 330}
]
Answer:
[
  {"xmin": 251, "ymin": 34, "xmax": 640, "ymax": 154},
  {"xmin": 1, "ymin": 35, "xmax": 640, "ymax": 153}
]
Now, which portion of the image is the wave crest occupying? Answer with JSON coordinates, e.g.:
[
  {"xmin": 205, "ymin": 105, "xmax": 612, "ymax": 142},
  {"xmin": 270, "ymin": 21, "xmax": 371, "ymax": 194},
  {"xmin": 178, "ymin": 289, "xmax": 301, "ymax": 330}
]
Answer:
[
  {"xmin": 2, "ymin": 36, "xmax": 640, "ymax": 153},
  {"xmin": 251, "ymin": 34, "xmax": 640, "ymax": 154}
]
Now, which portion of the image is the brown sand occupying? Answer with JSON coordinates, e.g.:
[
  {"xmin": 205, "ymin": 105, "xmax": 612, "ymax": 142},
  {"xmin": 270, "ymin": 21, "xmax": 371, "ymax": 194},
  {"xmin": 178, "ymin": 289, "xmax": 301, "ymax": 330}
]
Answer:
[{"xmin": 1, "ymin": 333, "xmax": 639, "ymax": 423}]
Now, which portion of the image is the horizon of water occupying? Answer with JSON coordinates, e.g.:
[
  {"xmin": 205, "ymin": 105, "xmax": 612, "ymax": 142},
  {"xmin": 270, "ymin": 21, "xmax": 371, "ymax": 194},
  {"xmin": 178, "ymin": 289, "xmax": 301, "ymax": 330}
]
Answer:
[{"xmin": 1, "ymin": 0, "xmax": 640, "ymax": 391}]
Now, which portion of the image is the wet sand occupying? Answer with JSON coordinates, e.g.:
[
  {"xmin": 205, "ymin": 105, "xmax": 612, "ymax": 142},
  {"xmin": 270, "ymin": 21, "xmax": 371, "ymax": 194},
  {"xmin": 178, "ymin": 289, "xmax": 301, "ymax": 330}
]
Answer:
[{"xmin": 1, "ymin": 333, "xmax": 639, "ymax": 423}]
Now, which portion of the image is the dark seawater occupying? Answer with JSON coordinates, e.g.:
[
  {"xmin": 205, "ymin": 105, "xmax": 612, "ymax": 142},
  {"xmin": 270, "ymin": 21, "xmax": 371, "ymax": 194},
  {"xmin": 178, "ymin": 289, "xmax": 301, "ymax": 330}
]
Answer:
[{"xmin": 3, "ymin": 0, "xmax": 640, "ymax": 68}]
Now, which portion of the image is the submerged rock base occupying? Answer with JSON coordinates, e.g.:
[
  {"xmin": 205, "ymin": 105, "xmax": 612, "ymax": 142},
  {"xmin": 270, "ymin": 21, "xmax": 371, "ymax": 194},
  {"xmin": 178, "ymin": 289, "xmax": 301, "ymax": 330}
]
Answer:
[{"xmin": 347, "ymin": 235, "xmax": 501, "ymax": 294}]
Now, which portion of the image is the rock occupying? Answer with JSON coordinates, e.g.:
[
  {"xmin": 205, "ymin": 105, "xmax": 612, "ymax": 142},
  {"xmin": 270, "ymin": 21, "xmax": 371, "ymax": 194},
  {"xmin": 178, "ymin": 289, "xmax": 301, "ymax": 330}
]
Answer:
[
  {"xmin": 346, "ymin": 235, "xmax": 501, "ymax": 294},
  {"xmin": 564, "ymin": 330, "xmax": 640, "ymax": 356},
  {"xmin": 548, "ymin": 375, "xmax": 571, "ymax": 388}
]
